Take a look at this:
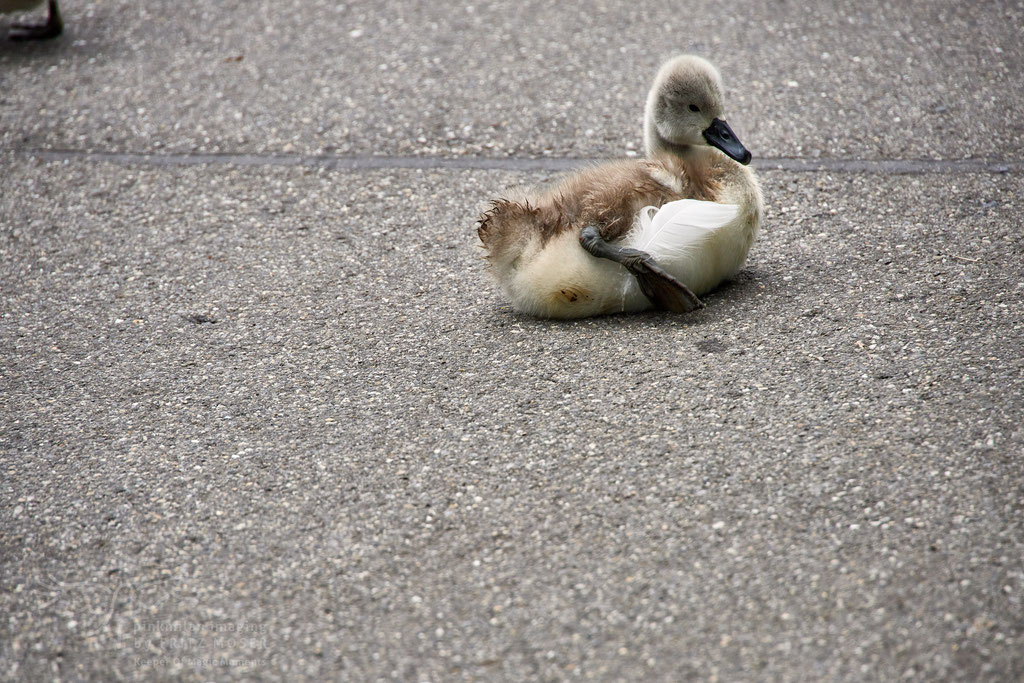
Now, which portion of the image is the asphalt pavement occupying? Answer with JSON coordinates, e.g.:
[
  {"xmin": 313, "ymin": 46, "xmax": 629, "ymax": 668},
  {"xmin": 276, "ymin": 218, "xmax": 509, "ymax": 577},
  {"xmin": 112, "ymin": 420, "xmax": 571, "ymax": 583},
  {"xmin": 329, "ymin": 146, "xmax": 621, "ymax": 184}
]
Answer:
[{"xmin": 2, "ymin": 1, "xmax": 1022, "ymax": 681}]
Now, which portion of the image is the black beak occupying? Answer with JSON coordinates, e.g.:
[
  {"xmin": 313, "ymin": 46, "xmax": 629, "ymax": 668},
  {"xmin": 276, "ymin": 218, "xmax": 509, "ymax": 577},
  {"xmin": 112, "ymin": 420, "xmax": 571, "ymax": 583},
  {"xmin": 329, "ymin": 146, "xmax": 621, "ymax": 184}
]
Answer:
[{"xmin": 702, "ymin": 118, "xmax": 752, "ymax": 165}]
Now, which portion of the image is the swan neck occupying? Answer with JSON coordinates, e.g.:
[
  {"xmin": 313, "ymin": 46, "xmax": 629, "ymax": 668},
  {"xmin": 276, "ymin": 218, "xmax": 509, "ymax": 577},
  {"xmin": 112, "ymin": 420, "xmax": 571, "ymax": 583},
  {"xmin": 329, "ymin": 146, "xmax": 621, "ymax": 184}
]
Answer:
[{"xmin": 646, "ymin": 132, "xmax": 716, "ymax": 164}]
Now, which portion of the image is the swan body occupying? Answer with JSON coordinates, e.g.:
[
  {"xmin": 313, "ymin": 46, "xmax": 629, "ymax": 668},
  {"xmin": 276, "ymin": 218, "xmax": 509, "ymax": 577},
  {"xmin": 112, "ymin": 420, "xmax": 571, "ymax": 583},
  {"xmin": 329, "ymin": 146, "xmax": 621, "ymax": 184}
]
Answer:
[{"xmin": 477, "ymin": 55, "xmax": 763, "ymax": 318}]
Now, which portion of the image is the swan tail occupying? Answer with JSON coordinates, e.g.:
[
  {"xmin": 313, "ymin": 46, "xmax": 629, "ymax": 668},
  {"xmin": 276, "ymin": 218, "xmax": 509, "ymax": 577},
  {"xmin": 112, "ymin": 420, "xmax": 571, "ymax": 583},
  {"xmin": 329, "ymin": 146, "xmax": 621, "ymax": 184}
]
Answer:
[
  {"xmin": 477, "ymin": 199, "xmax": 532, "ymax": 254},
  {"xmin": 476, "ymin": 198, "xmax": 565, "ymax": 268}
]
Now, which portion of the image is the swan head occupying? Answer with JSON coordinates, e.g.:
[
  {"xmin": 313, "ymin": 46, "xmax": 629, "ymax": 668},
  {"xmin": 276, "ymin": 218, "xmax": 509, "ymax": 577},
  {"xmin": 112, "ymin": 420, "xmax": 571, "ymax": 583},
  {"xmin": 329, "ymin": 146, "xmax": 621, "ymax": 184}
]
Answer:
[{"xmin": 644, "ymin": 55, "xmax": 752, "ymax": 165}]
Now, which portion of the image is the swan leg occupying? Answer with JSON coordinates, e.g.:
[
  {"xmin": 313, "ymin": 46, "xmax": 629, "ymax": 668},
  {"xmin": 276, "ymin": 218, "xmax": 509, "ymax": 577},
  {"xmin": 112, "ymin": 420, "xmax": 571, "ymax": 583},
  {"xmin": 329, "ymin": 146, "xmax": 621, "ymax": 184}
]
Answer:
[
  {"xmin": 9, "ymin": 0, "xmax": 62, "ymax": 41},
  {"xmin": 579, "ymin": 226, "xmax": 704, "ymax": 313}
]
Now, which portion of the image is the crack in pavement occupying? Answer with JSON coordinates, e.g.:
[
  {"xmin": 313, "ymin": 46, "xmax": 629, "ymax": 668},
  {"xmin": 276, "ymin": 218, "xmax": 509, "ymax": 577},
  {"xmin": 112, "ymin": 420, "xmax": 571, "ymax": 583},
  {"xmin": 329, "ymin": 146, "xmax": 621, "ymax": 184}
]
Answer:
[{"xmin": 9, "ymin": 148, "xmax": 1024, "ymax": 174}]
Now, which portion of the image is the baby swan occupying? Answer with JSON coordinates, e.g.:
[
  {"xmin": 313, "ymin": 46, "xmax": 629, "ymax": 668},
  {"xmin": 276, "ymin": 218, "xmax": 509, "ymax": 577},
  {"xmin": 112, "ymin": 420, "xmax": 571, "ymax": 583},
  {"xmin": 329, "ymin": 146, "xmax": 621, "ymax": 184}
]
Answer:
[
  {"xmin": 477, "ymin": 55, "xmax": 763, "ymax": 318},
  {"xmin": 2, "ymin": 0, "xmax": 62, "ymax": 41}
]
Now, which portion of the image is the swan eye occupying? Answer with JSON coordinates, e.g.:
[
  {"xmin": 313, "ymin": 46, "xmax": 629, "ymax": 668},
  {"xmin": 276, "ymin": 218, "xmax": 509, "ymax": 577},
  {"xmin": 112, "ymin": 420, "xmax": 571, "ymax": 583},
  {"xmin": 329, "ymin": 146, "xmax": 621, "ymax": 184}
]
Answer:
[{"xmin": 689, "ymin": 104, "xmax": 700, "ymax": 113}]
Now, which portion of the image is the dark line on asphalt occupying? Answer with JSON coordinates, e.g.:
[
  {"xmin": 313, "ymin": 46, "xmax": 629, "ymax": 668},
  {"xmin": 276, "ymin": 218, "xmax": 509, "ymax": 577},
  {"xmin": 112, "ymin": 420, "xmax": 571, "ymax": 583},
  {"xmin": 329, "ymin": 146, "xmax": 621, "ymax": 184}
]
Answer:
[{"xmin": 14, "ymin": 148, "xmax": 1023, "ymax": 175}]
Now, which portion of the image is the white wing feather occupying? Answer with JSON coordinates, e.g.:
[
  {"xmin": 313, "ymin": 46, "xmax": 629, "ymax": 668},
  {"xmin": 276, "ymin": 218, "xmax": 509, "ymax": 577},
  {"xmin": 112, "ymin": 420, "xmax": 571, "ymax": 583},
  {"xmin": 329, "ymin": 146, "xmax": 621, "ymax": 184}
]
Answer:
[{"xmin": 628, "ymin": 199, "xmax": 741, "ymax": 258}]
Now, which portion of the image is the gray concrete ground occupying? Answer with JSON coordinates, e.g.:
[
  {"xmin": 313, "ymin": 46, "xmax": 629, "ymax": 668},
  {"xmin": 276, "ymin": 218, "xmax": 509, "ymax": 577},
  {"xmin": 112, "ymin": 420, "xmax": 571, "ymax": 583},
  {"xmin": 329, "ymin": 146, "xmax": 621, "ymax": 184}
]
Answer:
[{"xmin": 2, "ymin": 1, "xmax": 1022, "ymax": 681}]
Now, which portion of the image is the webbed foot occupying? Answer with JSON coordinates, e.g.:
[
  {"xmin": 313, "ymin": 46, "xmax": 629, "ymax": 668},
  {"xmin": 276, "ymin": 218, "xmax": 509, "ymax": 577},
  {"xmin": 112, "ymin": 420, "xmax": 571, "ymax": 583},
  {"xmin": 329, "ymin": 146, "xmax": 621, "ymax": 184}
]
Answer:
[
  {"xmin": 579, "ymin": 225, "xmax": 704, "ymax": 313},
  {"xmin": 619, "ymin": 250, "xmax": 704, "ymax": 313}
]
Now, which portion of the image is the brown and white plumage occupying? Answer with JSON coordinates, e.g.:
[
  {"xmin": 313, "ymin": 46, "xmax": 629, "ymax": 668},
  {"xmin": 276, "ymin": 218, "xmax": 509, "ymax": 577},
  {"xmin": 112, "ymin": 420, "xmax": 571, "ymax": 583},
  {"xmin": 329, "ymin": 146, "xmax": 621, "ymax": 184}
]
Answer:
[{"xmin": 477, "ymin": 55, "xmax": 763, "ymax": 318}]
